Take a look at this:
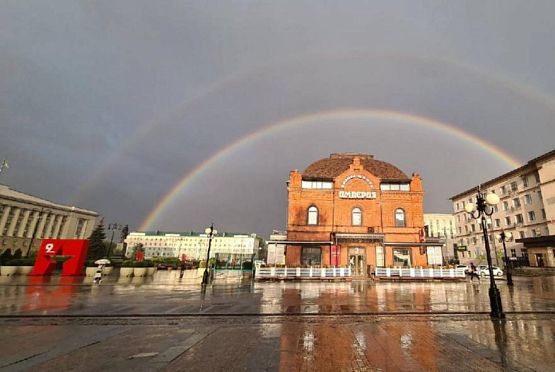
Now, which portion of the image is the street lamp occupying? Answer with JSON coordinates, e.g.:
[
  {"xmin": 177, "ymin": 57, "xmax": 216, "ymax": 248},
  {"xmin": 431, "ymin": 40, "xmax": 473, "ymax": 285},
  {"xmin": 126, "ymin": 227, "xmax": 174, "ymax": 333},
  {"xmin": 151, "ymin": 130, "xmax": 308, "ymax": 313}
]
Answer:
[
  {"xmin": 106, "ymin": 223, "xmax": 122, "ymax": 259},
  {"xmin": 202, "ymin": 223, "xmax": 217, "ymax": 285},
  {"xmin": 465, "ymin": 188, "xmax": 504, "ymax": 319},
  {"xmin": 495, "ymin": 231, "xmax": 514, "ymax": 286}
]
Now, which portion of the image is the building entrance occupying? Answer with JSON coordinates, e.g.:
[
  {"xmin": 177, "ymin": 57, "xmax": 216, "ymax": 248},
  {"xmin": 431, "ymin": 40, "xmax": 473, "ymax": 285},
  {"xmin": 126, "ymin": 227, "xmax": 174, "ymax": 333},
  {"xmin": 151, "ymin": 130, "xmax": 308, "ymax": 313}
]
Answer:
[{"xmin": 349, "ymin": 248, "xmax": 366, "ymax": 277}]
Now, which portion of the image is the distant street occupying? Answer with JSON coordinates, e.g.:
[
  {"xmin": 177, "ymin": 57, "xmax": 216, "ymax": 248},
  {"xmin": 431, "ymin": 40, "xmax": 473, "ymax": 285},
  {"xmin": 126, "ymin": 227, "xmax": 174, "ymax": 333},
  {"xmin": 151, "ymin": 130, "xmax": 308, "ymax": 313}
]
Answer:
[{"xmin": 0, "ymin": 273, "xmax": 553, "ymax": 371}]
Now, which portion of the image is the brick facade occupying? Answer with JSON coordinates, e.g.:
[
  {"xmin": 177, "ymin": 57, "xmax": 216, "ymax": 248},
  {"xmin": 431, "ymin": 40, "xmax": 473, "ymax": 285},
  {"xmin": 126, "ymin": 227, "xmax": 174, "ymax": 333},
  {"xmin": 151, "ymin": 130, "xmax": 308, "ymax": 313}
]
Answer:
[{"xmin": 286, "ymin": 154, "xmax": 427, "ymax": 276}]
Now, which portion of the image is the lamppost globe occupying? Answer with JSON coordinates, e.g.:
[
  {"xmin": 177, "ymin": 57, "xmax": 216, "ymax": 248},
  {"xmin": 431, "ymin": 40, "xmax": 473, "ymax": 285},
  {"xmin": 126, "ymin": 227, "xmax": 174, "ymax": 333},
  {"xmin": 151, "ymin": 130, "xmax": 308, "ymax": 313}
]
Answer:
[
  {"xmin": 485, "ymin": 193, "xmax": 500, "ymax": 206},
  {"xmin": 464, "ymin": 203, "xmax": 475, "ymax": 213}
]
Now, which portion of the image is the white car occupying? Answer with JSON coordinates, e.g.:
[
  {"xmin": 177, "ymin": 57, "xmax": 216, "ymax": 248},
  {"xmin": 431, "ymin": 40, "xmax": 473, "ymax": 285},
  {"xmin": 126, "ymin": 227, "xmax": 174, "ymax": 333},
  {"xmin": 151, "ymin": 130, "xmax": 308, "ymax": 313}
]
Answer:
[
  {"xmin": 455, "ymin": 264, "xmax": 470, "ymax": 274},
  {"xmin": 478, "ymin": 265, "xmax": 503, "ymax": 277}
]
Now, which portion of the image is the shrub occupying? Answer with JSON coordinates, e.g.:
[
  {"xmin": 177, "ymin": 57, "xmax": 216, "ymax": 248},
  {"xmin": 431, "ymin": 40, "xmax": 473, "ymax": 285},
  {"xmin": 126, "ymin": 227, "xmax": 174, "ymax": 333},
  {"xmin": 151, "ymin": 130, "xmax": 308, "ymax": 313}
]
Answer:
[
  {"xmin": 121, "ymin": 260, "xmax": 135, "ymax": 267},
  {"xmin": 1, "ymin": 249, "xmax": 13, "ymax": 263},
  {"xmin": 5, "ymin": 258, "xmax": 36, "ymax": 266}
]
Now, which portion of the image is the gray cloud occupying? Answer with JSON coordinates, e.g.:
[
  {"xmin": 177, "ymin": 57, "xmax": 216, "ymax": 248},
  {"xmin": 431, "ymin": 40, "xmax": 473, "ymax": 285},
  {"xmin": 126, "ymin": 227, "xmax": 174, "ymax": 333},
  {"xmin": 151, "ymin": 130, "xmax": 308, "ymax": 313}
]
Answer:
[{"xmin": 1, "ymin": 1, "xmax": 554, "ymax": 237}]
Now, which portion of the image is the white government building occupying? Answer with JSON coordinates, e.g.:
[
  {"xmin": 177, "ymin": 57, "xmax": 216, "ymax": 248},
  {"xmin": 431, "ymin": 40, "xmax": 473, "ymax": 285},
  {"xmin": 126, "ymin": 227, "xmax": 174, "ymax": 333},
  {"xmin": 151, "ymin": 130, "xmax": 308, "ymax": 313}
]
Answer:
[
  {"xmin": 423, "ymin": 213, "xmax": 458, "ymax": 263},
  {"xmin": 124, "ymin": 231, "xmax": 263, "ymax": 261},
  {"xmin": 450, "ymin": 149, "xmax": 555, "ymax": 267},
  {"xmin": 0, "ymin": 184, "xmax": 98, "ymax": 255}
]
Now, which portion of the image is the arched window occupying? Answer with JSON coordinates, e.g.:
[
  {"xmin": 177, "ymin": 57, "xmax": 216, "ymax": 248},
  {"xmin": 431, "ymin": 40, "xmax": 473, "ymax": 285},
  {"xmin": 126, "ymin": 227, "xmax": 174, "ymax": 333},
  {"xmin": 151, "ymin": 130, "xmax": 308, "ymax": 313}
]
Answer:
[
  {"xmin": 352, "ymin": 207, "xmax": 362, "ymax": 226},
  {"xmin": 395, "ymin": 208, "xmax": 406, "ymax": 227},
  {"xmin": 307, "ymin": 206, "xmax": 318, "ymax": 225}
]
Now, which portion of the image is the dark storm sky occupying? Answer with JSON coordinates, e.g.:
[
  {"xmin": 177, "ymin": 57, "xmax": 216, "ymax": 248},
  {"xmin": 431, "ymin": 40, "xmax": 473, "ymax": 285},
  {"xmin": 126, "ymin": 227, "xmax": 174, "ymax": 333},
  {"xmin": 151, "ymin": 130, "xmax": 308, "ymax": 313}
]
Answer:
[{"xmin": 1, "ymin": 1, "xmax": 554, "ymax": 237}]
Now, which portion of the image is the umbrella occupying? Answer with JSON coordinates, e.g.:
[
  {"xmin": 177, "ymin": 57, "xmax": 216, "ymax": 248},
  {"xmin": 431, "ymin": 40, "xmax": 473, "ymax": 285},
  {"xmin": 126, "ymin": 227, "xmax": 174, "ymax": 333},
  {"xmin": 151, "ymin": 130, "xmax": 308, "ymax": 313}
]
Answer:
[{"xmin": 94, "ymin": 259, "xmax": 111, "ymax": 265}]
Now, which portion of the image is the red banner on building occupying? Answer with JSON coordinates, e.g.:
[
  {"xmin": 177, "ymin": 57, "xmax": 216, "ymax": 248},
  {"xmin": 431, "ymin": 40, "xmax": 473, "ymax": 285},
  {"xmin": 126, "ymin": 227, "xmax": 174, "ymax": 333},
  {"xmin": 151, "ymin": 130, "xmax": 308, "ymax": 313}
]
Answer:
[{"xmin": 331, "ymin": 245, "xmax": 340, "ymax": 266}]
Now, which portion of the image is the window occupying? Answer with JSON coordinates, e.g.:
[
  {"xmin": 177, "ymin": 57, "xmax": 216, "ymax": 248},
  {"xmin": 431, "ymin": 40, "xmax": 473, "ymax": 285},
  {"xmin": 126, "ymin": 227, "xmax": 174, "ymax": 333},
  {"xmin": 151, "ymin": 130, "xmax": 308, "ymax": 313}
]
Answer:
[
  {"xmin": 534, "ymin": 172, "xmax": 540, "ymax": 183},
  {"xmin": 505, "ymin": 216, "xmax": 511, "ymax": 226},
  {"xmin": 352, "ymin": 207, "xmax": 362, "ymax": 226},
  {"xmin": 515, "ymin": 214, "xmax": 524, "ymax": 224},
  {"xmin": 393, "ymin": 248, "xmax": 411, "ymax": 267},
  {"xmin": 519, "ymin": 231, "xmax": 525, "ymax": 239},
  {"xmin": 301, "ymin": 247, "xmax": 321, "ymax": 266},
  {"xmin": 456, "ymin": 202, "xmax": 460, "ymax": 211},
  {"xmin": 471, "ymin": 224, "xmax": 476, "ymax": 232},
  {"xmin": 524, "ymin": 194, "xmax": 532, "ymax": 205},
  {"xmin": 510, "ymin": 249, "xmax": 516, "ymax": 257},
  {"xmin": 495, "ymin": 219, "xmax": 501, "ymax": 228},
  {"xmin": 501, "ymin": 185, "xmax": 507, "ymax": 194},
  {"xmin": 510, "ymin": 182, "xmax": 518, "ymax": 191},
  {"xmin": 307, "ymin": 206, "xmax": 318, "ymax": 225},
  {"xmin": 458, "ymin": 227, "xmax": 462, "ymax": 234},
  {"xmin": 503, "ymin": 201, "xmax": 509, "ymax": 211},
  {"xmin": 541, "ymin": 209, "xmax": 546, "ymax": 219},
  {"xmin": 528, "ymin": 211, "xmax": 536, "ymax": 222},
  {"xmin": 522, "ymin": 176, "xmax": 528, "ymax": 187},
  {"xmin": 376, "ymin": 246, "xmax": 384, "ymax": 267},
  {"xmin": 513, "ymin": 198, "xmax": 521, "ymax": 208},
  {"xmin": 522, "ymin": 248, "xmax": 528, "ymax": 258},
  {"xmin": 395, "ymin": 209, "xmax": 405, "ymax": 227}
]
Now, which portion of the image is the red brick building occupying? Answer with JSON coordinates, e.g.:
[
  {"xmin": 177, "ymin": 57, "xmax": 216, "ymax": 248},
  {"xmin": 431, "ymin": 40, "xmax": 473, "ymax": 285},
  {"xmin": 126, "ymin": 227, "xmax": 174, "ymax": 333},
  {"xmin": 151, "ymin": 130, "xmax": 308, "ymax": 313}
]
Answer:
[{"xmin": 285, "ymin": 153, "xmax": 428, "ymax": 277}]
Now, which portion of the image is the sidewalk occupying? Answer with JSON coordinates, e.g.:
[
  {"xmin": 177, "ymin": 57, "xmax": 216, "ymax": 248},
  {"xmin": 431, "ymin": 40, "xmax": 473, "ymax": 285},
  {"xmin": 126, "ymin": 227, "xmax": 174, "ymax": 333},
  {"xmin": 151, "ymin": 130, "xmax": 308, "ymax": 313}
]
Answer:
[{"xmin": 1, "ymin": 274, "xmax": 553, "ymax": 371}]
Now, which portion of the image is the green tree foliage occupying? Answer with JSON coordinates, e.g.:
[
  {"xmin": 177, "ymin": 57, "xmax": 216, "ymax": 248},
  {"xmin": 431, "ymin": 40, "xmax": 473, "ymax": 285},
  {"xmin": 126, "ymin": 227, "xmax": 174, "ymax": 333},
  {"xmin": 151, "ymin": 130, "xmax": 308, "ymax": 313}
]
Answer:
[
  {"xmin": 119, "ymin": 224, "xmax": 129, "ymax": 243},
  {"xmin": 0, "ymin": 249, "xmax": 13, "ymax": 264},
  {"xmin": 87, "ymin": 220, "xmax": 107, "ymax": 260}
]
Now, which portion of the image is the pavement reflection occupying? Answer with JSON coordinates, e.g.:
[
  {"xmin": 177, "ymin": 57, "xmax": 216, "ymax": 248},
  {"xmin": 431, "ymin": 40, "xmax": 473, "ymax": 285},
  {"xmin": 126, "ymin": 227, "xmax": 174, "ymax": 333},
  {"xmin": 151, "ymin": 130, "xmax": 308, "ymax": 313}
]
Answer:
[
  {"xmin": 1, "ymin": 273, "xmax": 554, "ymax": 371},
  {"xmin": 0, "ymin": 272, "xmax": 554, "ymax": 316}
]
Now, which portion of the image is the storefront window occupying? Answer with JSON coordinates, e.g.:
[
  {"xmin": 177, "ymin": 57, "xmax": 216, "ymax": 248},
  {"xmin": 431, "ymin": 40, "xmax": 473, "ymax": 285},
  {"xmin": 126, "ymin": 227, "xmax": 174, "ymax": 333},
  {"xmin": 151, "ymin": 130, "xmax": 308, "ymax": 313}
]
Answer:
[
  {"xmin": 352, "ymin": 207, "xmax": 362, "ymax": 226},
  {"xmin": 302, "ymin": 247, "xmax": 321, "ymax": 266},
  {"xmin": 393, "ymin": 248, "xmax": 411, "ymax": 267}
]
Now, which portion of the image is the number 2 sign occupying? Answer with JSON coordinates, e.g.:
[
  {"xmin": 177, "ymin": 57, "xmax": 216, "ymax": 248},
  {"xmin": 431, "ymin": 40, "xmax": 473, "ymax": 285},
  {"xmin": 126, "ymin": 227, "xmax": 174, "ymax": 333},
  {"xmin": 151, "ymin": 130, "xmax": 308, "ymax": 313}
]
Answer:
[{"xmin": 30, "ymin": 239, "xmax": 89, "ymax": 276}]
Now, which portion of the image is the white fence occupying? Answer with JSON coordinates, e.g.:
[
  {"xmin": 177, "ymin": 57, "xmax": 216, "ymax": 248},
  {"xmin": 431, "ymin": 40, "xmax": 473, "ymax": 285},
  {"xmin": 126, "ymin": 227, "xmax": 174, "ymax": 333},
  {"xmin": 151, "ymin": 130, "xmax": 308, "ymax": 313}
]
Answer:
[
  {"xmin": 255, "ymin": 267, "xmax": 352, "ymax": 280},
  {"xmin": 375, "ymin": 267, "xmax": 466, "ymax": 279}
]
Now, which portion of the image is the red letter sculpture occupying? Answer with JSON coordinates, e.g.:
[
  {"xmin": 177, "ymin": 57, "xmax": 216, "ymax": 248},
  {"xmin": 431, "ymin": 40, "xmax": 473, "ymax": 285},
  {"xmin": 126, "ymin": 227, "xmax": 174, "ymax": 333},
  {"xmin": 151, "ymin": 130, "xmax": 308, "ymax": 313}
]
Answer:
[{"xmin": 30, "ymin": 239, "xmax": 89, "ymax": 276}]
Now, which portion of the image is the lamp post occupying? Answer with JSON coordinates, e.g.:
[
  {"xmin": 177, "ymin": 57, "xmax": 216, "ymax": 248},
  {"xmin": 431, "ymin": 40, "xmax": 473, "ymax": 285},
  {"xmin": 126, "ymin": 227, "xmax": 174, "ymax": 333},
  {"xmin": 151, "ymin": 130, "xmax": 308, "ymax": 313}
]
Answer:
[
  {"xmin": 465, "ymin": 188, "xmax": 505, "ymax": 319},
  {"xmin": 25, "ymin": 208, "xmax": 49, "ymax": 257},
  {"xmin": 202, "ymin": 223, "xmax": 217, "ymax": 285},
  {"xmin": 106, "ymin": 223, "xmax": 122, "ymax": 259},
  {"xmin": 495, "ymin": 231, "xmax": 514, "ymax": 286}
]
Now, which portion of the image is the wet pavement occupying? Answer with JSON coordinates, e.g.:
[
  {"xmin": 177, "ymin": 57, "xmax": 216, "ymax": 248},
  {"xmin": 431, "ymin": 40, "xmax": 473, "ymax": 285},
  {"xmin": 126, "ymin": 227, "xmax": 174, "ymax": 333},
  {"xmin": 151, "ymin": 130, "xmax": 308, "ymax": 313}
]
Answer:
[{"xmin": 0, "ymin": 272, "xmax": 554, "ymax": 371}]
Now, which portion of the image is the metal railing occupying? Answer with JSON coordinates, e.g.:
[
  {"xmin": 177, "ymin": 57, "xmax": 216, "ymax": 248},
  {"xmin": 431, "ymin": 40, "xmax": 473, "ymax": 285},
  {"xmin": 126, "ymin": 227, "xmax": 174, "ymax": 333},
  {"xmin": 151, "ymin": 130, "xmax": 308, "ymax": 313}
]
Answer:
[
  {"xmin": 255, "ymin": 267, "xmax": 352, "ymax": 280},
  {"xmin": 375, "ymin": 267, "xmax": 466, "ymax": 279}
]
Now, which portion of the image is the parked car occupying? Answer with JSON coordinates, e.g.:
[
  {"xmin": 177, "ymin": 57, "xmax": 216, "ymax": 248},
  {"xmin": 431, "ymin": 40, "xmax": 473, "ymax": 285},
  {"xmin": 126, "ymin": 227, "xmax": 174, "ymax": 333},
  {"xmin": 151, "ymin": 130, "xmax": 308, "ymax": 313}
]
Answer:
[
  {"xmin": 254, "ymin": 260, "xmax": 265, "ymax": 269},
  {"xmin": 478, "ymin": 265, "xmax": 503, "ymax": 276},
  {"xmin": 455, "ymin": 264, "xmax": 470, "ymax": 273}
]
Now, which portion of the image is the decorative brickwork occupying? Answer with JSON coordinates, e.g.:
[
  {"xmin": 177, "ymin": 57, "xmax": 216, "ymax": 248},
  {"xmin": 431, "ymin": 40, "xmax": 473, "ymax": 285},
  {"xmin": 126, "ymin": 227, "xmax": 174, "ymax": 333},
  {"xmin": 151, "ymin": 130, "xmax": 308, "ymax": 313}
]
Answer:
[{"xmin": 286, "ymin": 154, "xmax": 427, "ymax": 275}]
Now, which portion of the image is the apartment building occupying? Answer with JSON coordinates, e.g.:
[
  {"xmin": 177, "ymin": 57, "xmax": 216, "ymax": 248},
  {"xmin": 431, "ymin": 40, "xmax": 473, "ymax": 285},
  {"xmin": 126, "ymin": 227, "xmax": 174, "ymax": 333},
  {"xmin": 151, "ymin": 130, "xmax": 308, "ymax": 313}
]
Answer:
[{"xmin": 450, "ymin": 149, "xmax": 555, "ymax": 266}]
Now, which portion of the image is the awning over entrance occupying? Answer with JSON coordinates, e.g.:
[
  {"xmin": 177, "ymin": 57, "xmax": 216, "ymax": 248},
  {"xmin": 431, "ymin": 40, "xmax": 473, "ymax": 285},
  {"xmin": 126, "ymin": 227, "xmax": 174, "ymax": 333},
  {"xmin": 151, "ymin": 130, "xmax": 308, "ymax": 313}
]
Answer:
[
  {"xmin": 335, "ymin": 233, "xmax": 384, "ymax": 243},
  {"xmin": 516, "ymin": 235, "xmax": 555, "ymax": 247}
]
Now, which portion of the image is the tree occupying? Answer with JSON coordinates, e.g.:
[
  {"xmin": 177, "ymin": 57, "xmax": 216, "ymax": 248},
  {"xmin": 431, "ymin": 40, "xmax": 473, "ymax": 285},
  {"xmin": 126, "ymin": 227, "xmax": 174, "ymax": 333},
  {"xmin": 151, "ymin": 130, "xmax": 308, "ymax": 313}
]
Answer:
[
  {"xmin": 119, "ymin": 224, "xmax": 129, "ymax": 243},
  {"xmin": 0, "ymin": 249, "xmax": 12, "ymax": 264},
  {"xmin": 13, "ymin": 249, "xmax": 22, "ymax": 259},
  {"xmin": 87, "ymin": 220, "xmax": 107, "ymax": 260}
]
